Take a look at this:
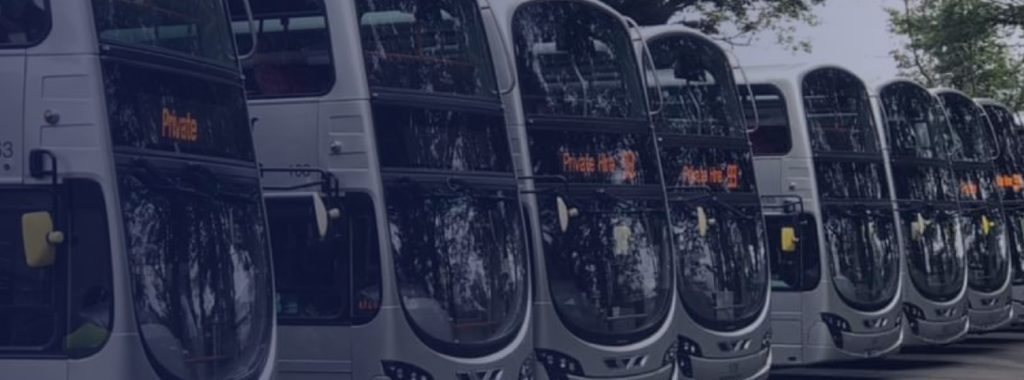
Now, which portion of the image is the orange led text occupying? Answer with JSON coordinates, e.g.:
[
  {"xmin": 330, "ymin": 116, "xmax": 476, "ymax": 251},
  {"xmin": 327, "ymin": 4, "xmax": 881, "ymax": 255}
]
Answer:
[{"xmin": 162, "ymin": 108, "xmax": 199, "ymax": 143}]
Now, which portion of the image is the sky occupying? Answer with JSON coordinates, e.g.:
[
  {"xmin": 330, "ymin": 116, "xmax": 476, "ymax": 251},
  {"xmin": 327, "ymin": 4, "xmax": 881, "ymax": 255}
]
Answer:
[{"xmin": 728, "ymin": 0, "xmax": 906, "ymax": 83}]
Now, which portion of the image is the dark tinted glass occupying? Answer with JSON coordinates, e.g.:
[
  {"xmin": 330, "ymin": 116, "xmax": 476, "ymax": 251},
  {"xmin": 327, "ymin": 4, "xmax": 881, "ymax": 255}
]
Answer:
[
  {"xmin": 880, "ymin": 82, "xmax": 954, "ymax": 160},
  {"xmin": 268, "ymin": 194, "xmax": 382, "ymax": 325},
  {"xmin": 649, "ymin": 35, "xmax": 745, "ymax": 137},
  {"xmin": 802, "ymin": 69, "xmax": 880, "ymax": 153},
  {"xmin": 982, "ymin": 104, "xmax": 1024, "ymax": 201},
  {"xmin": 513, "ymin": 2, "xmax": 644, "ymax": 119},
  {"xmin": 92, "ymin": 0, "xmax": 236, "ymax": 65},
  {"xmin": 766, "ymin": 214, "xmax": 820, "ymax": 292},
  {"xmin": 939, "ymin": 92, "xmax": 997, "ymax": 162},
  {"xmin": 901, "ymin": 209, "xmax": 965, "ymax": 301},
  {"xmin": 541, "ymin": 195, "xmax": 672, "ymax": 344},
  {"xmin": 117, "ymin": 164, "xmax": 273, "ymax": 380},
  {"xmin": 815, "ymin": 161, "xmax": 889, "ymax": 200},
  {"xmin": 1007, "ymin": 209, "xmax": 1024, "ymax": 285},
  {"xmin": 0, "ymin": 182, "xmax": 114, "ymax": 358},
  {"xmin": 961, "ymin": 207, "xmax": 1009, "ymax": 293},
  {"xmin": 385, "ymin": 184, "xmax": 527, "ymax": 350},
  {"xmin": 103, "ymin": 61, "xmax": 256, "ymax": 162},
  {"xmin": 374, "ymin": 105, "xmax": 513, "ymax": 173},
  {"xmin": 743, "ymin": 85, "xmax": 793, "ymax": 155},
  {"xmin": 357, "ymin": 0, "xmax": 496, "ymax": 97},
  {"xmin": 0, "ymin": 0, "xmax": 49, "ymax": 46},
  {"xmin": 230, "ymin": 0, "xmax": 335, "ymax": 98},
  {"xmin": 822, "ymin": 208, "xmax": 900, "ymax": 311},
  {"xmin": 528, "ymin": 130, "xmax": 661, "ymax": 185},
  {"xmin": 0, "ymin": 188, "xmax": 58, "ymax": 351},
  {"xmin": 671, "ymin": 203, "xmax": 768, "ymax": 330}
]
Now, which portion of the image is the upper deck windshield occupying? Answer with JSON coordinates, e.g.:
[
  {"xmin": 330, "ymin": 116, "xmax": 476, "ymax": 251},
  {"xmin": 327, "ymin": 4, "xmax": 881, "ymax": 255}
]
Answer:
[
  {"xmin": 649, "ymin": 34, "xmax": 768, "ymax": 330},
  {"xmin": 513, "ymin": 2, "xmax": 645, "ymax": 119},
  {"xmin": 803, "ymin": 69, "xmax": 899, "ymax": 311},
  {"xmin": 939, "ymin": 93, "xmax": 998, "ymax": 163},
  {"xmin": 92, "ymin": 0, "xmax": 237, "ymax": 66},
  {"xmin": 357, "ymin": 0, "xmax": 497, "ymax": 97},
  {"xmin": 880, "ymin": 82, "xmax": 965, "ymax": 301}
]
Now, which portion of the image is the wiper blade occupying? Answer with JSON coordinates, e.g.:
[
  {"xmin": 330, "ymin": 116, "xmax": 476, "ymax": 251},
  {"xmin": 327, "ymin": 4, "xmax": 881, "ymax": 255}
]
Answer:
[
  {"xmin": 128, "ymin": 159, "xmax": 212, "ymax": 200},
  {"xmin": 183, "ymin": 164, "xmax": 258, "ymax": 203},
  {"xmin": 395, "ymin": 176, "xmax": 519, "ymax": 201}
]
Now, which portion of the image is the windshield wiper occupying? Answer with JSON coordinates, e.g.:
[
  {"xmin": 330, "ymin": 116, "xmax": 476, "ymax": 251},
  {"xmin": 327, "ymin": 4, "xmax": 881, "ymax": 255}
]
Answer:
[
  {"xmin": 668, "ymin": 189, "xmax": 756, "ymax": 220},
  {"xmin": 395, "ymin": 176, "xmax": 519, "ymax": 201}
]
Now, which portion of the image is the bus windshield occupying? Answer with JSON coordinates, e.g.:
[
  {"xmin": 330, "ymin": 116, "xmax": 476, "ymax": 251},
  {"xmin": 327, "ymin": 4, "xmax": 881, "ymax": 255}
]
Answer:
[
  {"xmin": 880, "ymin": 83, "xmax": 965, "ymax": 301},
  {"xmin": 804, "ymin": 69, "xmax": 900, "ymax": 311},
  {"xmin": 648, "ymin": 34, "xmax": 768, "ymax": 330},
  {"xmin": 117, "ymin": 163, "xmax": 273, "ymax": 380},
  {"xmin": 541, "ymin": 196, "xmax": 672, "ymax": 344},
  {"xmin": 513, "ymin": 2, "xmax": 645, "ymax": 119},
  {"xmin": 981, "ymin": 103, "xmax": 1024, "ymax": 285},
  {"xmin": 357, "ymin": 0, "xmax": 497, "ymax": 97},
  {"xmin": 386, "ymin": 185, "xmax": 527, "ymax": 350},
  {"xmin": 940, "ymin": 93, "xmax": 998, "ymax": 163},
  {"xmin": 648, "ymin": 35, "xmax": 746, "ymax": 137},
  {"xmin": 92, "ymin": 0, "xmax": 237, "ymax": 66}
]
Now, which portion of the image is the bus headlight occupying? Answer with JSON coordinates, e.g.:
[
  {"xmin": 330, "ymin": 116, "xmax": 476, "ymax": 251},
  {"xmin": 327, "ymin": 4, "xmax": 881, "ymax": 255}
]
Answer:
[
  {"xmin": 761, "ymin": 329, "xmax": 772, "ymax": 351},
  {"xmin": 676, "ymin": 335, "xmax": 703, "ymax": 379},
  {"xmin": 821, "ymin": 313, "xmax": 851, "ymax": 349},
  {"xmin": 535, "ymin": 349, "xmax": 583, "ymax": 380},
  {"xmin": 382, "ymin": 361, "xmax": 434, "ymax": 380},
  {"xmin": 518, "ymin": 355, "xmax": 535, "ymax": 380}
]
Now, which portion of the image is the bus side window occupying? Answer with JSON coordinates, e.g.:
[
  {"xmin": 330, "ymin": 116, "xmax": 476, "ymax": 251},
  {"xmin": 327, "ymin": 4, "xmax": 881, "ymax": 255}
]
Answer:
[
  {"xmin": 229, "ymin": 0, "xmax": 335, "ymax": 98},
  {"xmin": 0, "ymin": 0, "xmax": 50, "ymax": 47},
  {"xmin": 267, "ymin": 192, "xmax": 381, "ymax": 326},
  {"xmin": 743, "ymin": 85, "xmax": 792, "ymax": 156},
  {"xmin": 765, "ymin": 214, "xmax": 820, "ymax": 292},
  {"xmin": 0, "ymin": 187, "xmax": 61, "ymax": 352},
  {"xmin": 64, "ymin": 180, "xmax": 113, "ymax": 358}
]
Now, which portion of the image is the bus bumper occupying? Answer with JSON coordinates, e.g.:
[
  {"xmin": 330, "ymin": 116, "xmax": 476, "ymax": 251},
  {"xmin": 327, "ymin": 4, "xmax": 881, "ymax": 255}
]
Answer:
[
  {"xmin": 968, "ymin": 304, "xmax": 1013, "ymax": 332},
  {"xmin": 804, "ymin": 323, "xmax": 902, "ymax": 364},
  {"xmin": 681, "ymin": 347, "xmax": 770, "ymax": 380},
  {"xmin": 904, "ymin": 315, "xmax": 969, "ymax": 346}
]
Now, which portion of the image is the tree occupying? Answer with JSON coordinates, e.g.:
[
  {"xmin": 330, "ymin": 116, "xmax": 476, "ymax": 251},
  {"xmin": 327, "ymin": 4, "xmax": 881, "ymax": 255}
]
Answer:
[
  {"xmin": 598, "ymin": 0, "xmax": 827, "ymax": 52},
  {"xmin": 888, "ymin": 0, "xmax": 1024, "ymax": 109}
]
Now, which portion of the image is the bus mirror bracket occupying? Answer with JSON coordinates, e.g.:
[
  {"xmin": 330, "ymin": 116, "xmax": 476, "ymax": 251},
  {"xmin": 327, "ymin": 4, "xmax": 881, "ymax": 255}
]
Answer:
[
  {"xmin": 237, "ymin": 0, "xmax": 259, "ymax": 61},
  {"xmin": 724, "ymin": 49, "xmax": 760, "ymax": 134}
]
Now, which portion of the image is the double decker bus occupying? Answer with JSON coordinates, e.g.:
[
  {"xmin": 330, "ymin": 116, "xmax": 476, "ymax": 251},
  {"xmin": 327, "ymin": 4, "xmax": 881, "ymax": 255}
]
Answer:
[
  {"xmin": 639, "ymin": 25, "xmax": 770, "ymax": 380},
  {"xmin": 974, "ymin": 98, "xmax": 1024, "ymax": 324},
  {"xmin": 230, "ymin": 1, "xmax": 532, "ymax": 380},
  {"xmin": 0, "ymin": 1, "xmax": 276, "ymax": 380},
  {"xmin": 933, "ymin": 90, "xmax": 1013, "ymax": 332},
  {"xmin": 872, "ymin": 79, "xmax": 968, "ymax": 345},
  {"xmin": 492, "ymin": 1, "xmax": 676, "ymax": 380},
  {"xmin": 741, "ymin": 65, "xmax": 902, "ymax": 365}
]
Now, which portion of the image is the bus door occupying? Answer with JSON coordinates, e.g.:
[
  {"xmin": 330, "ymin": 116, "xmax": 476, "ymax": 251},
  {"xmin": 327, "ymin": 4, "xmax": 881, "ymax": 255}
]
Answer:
[{"xmin": 761, "ymin": 196, "xmax": 819, "ymax": 355}]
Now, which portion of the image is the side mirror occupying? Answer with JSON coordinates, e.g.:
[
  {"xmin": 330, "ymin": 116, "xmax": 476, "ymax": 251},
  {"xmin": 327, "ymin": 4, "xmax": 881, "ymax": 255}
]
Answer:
[
  {"xmin": 781, "ymin": 226, "xmax": 798, "ymax": 253},
  {"xmin": 556, "ymin": 196, "xmax": 579, "ymax": 233},
  {"xmin": 22, "ymin": 211, "xmax": 64, "ymax": 268},
  {"xmin": 911, "ymin": 213, "xmax": 929, "ymax": 242},
  {"xmin": 697, "ymin": 206, "xmax": 709, "ymax": 237},
  {"xmin": 614, "ymin": 225, "xmax": 632, "ymax": 256},
  {"xmin": 266, "ymin": 192, "xmax": 341, "ymax": 241},
  {"xmin": 981, "ymin": 215, "xmax": 996, "ymax": 236}
]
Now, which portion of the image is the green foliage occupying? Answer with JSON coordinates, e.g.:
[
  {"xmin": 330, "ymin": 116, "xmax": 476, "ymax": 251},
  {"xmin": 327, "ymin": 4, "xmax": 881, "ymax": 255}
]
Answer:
[
  {"xmin": 597, "ymin": 0, "xmax": 826, "ymax": 52},
  {"xmin": 888, "ymin": 0, "xmax": 1024, "ymax": 109}
]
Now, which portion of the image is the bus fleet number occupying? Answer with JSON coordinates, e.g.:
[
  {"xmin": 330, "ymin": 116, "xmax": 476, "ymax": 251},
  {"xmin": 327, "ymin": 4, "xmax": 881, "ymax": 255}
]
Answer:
[{"xmin": 0, "ymin": 141, "xmax": 13, "ymax": 159}]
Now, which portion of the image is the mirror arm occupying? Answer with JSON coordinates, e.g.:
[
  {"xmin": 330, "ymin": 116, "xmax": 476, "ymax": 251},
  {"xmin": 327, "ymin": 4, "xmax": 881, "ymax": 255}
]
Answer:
[
  {"xmin": 626, "ymin": 18, "xmax": 665, "ymax": 117},
  {"xmin": 485, "ymin": 6, "xmax": 517, "ymax": 96},
  {"xmin": 236, "ymin": 0, "xmax": 259, "ymax": 61},
  {"xmin": 29, "ymin": 149, "xmax": 60, "ymax": 219},
  {"xmin": 723, "ymin": 49, "xmax": 759, "ymax": 134}
]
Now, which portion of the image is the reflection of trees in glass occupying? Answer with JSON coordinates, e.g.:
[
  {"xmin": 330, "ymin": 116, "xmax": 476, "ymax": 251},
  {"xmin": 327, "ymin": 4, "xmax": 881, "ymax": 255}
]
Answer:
[
  {"xmin": 672, "ymin": 204, "xmax": 767, "ymax": 329},
  {"xmin": 648, "ymin": 35, "xmax": 743, "ymax": 137},
  {"xmin": 120, "ymin": 171, "xmax": 272, "ymax": 380},
  {"xmin": 357, "ymin": 0, "xmax": 496, "ymax": 96},
  {"xmin": 903, "ymin": 211, "xmax": 964, "ymax": 301},
  {"xmin": 880, "ymin": 83, "xmax": 955, "ymax": 160},
  {"xmin": 816, "ymin": 162, "xmax": 888, "ymax": 200},
  {"xmin": 961, "ymin": 210, "xmax": 1009, "ymax": 293},
  {"xmin": 513, "ymin": 2, "xmax": 643, "ymax": 119},
  {"xmin": 387, "ymin": 188, "xmax": 526, "ymax": 345},
  {"xmin": 823, "ymin": 211, "xmax": 900, "ymax": 310},
  {"xmin": 802, "ymin": 69, "xmax": 879, "ymax": 153},
  {"xmin": 540, "ymin": 197, "xmax": 670, "ymax": 338},
  {"xmin": 374, "ymin": 106, "xmax": 512, "ymax": 173},
  {"xmin": 940, "ymin": 93, "xmax": 997, "ymax": 162}
]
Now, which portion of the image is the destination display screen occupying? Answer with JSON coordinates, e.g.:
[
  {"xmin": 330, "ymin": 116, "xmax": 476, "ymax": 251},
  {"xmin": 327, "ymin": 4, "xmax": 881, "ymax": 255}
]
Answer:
[
  {"xmin": 957, "ymin": 169, "xmax": 998, "ymax": 202},
  {"xmin": 529, "ymin": 130, "xmax": 660, "ymax": 185},
  {"xmin": 104, "ymin": 61, "xmax": 256, "ymax": 162},
  {"xmin": 661, "ymin": 147, "xmax": 755, "ymax": 193}
]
